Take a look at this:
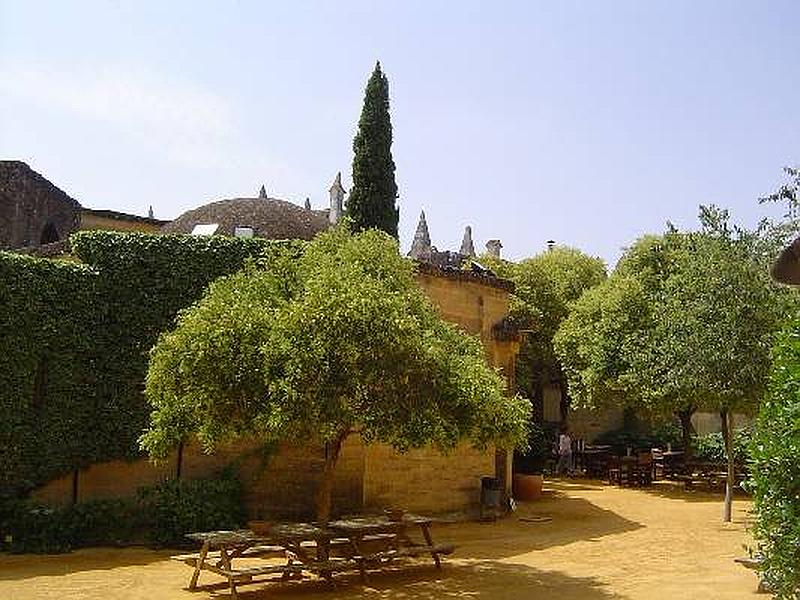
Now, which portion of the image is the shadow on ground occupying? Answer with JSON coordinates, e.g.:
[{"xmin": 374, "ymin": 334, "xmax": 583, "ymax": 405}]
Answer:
[
  {"xmin": 454, "ymin": 482, "xmax": 642, "ymax": 560},
  {"xmin": 231, "ymin": 560, "xmax": 621, "ymax": 600},
  {"xmin": 0, "ymin": 547, "xmax": 172, "ymax": 581}
]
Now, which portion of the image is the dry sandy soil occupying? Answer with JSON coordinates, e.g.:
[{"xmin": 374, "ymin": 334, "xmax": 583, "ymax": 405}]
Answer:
[{"xmin": 0, "ymin": 479, "xmax": 761, "ymax": 600}]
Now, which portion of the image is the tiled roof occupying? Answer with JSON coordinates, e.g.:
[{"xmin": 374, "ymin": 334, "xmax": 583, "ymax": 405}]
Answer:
[{"xmin": 162, "ymin": 197, "xmax": 330, "ymax": 240}]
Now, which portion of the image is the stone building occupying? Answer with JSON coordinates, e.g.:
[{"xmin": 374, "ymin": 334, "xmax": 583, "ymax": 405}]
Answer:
[
  {"xmin": 31, "ymin": 196, "xmax": 521, "ymax": 517},
  {"xmin": 0, "ymin": 161, "xmax": 165, "ymax": 252}
]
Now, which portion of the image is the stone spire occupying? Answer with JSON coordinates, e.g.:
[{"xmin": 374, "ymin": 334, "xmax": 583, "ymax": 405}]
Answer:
[
  {"xmin": 258, "ymin": 185, "xmax": 268, "ymax": 199},
  {"xmin": 147, "ymin": 205, "xmax": 154, "ymax": 219},
  {"xmin": 459, "ymin": 225, "xmax": 475, "ymax": 257},
  {"xmin": 408, "ymin": 210, "xmax": 432, "ymax": 260},
  {"xmin": 329, "ymin": 172, "xmax": 345, "ymax": 225},
  {"xmin": 304, "ymin": 197, "xmax": 311, "ymax": 210},
  {"xmin": 486, "ymin": 239, "xmax": 503, "ymax": 258}
]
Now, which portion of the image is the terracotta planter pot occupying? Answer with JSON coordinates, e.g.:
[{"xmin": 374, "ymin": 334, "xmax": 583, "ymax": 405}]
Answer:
[{"xmin": 513, "ymin": 473, "xmax": 543, "ymax": 500}]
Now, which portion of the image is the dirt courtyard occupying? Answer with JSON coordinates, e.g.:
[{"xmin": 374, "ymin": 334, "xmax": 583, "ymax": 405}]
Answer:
[{"xmin": 0, "ymin": 479, "xmax": 760, "ymax": 600}]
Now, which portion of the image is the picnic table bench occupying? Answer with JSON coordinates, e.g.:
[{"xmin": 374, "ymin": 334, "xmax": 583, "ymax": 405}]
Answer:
[{"xmin": 175, "ymin": 514, "xmax": 454, "ymax": 598}]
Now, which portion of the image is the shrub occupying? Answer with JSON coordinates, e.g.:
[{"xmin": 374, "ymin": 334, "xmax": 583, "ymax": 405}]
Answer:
[
  {"xmin": 0, "ymin": 472, "xmax": 244, "ymax": 553},
  {"xmin": 692, "ymin": 428, "xmax": 751, "ymax": 467},
  {"xmin": 138, "ymin": 471, "xmax": 246, "ymax": 547},
  {"xmin": 514, "ymin": 421, "xmax": 550, "ymax": 473},
  {"xmin": 749, "ymin": 325, "xmax": 800, "ymax": 598}
]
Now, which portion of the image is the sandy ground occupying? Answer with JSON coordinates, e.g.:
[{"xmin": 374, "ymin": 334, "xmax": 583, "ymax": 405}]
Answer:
[{"xmin": 0, "ymin": 480, "xmax": 761, "ymax": 600}]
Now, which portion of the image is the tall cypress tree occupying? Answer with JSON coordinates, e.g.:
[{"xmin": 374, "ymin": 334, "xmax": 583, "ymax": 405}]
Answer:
[{"xmin": 346, "ymin": 62, "xmax": 399, "ymax": 238}]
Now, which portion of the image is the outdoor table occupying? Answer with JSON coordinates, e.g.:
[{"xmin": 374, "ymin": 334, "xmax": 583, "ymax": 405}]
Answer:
[
  {"xmin": 660, "ymin": 451, "xmax": 685, "ymax": 479},
  {"xmin": 327, "ymin": 514, "xmax": 455, "ymax": 581},
  {"xmin": 179, "ymin": 523, "xmax": 346, "ymax": 599}
]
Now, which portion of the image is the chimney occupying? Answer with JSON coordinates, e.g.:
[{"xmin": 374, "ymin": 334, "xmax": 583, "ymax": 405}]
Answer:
[
  {"xmin": 486, "ymin": 239, "xmax": 502, "ymax": 258},
  {"xmin": 329, "ymin": 172, "xmax": 345, "ymax": 225},
  {"xmin": 258, "ymin": 185, "xmax": 268, "ymax": 199},
  {"xmin": 459, "ymin": 225, "xmax": 476, "ymax": 257},
  {"xmin": 408, "ymin": 210, "xmax": 432, "ymax": 260}
]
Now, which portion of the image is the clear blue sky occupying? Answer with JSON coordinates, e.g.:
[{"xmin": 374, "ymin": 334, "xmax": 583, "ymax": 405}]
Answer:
[{"xmin": 1, "ymin": 1, "xmax": 797, "ymax": 266}]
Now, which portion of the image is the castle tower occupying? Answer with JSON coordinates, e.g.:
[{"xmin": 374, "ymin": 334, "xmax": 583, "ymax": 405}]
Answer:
[
  {"xmin": 459, "ymin": 225, "xmax": 475, "ymax": 257},
  {"xmin": 408, "ymin": 210, "xmax": 432, "ymax": 260},
  {"xmin": 329, "ymin": 172, "xmax": 345, "ymax": 225}
]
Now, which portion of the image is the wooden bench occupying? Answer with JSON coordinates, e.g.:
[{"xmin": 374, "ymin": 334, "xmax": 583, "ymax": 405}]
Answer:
[
  {"xmin": 171, "ymin": 544, "xmax": 286, "ymax": 566},
  {"xmin": 356, "ymin": 543, "xmax": 456, "ymax": 563}
]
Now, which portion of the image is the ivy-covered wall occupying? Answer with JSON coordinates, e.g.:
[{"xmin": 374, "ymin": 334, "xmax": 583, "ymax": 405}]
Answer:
[
  {"xmin": 1, "ymin": 232, "xmax": 301, "ymax": 498},
  {"xmin": 0, "ymin": 254, "xmax": 99, "ymax": 496}
]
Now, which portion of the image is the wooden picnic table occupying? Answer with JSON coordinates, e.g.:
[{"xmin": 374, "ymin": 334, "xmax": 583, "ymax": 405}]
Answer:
[
  {"xmin": 175, "ymin": 515, "xmax": 455, "ymax": 598},
  {"xmin": 327, "ymin": 514, "xmax": 455, "ymax": 580}
]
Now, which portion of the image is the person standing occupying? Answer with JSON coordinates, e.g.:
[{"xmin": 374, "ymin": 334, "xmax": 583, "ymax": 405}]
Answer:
[{"xmin": 556, "ymin": 428, "xmax": 573, "ymax": 476}]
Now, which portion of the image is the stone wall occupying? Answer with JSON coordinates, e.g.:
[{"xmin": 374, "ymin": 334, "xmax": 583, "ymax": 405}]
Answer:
[
  {"xmin": 0, "ymin": 161, "xmax": 81, "ymax": 250},
  {"xmin": 79, "ymin": 210, "xmax": 164, "ymax": 233}
]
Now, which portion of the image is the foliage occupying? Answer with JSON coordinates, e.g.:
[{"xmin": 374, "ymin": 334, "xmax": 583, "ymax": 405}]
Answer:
[
  {"xmin": 0, "ymin": 232, "xmax": 297, "ymax": 497},
  {"xmin": 138, "ymin": 470, "xmax": 245, "ymax": 547},
  {"xmin": 556, "ymin": 208, "xmax": 793, "ymax": 418},
  {"xmin": 0, "ymin": 472, "xmax": 243, "ymax": 553},
  {"xmin": 141, "ymin": 227, "xmax": 530, "ymax": 520},
  {"xmin": 482, "ymin": 247, "xmax": 606, "ymax": 415},
  {"xmin": 749, "ymin": 323, "xmax": 800, "ymax": 598},
  {"xmin": 513, "ymin": 421, "xmax": 550, "ymax": 474},
  {"xmin": 595, "ymin": 421, "xmax": 683, "ymax": 454},
  {"xmin": 692, "ymin": 428, "xmax": 751, "ymax": 467},
  {"xmin": 346, "ymin": 62, "xmax": 399, "ymax": 238},
  {"xmin": 0, "ymin": 498, "xmax": 140, "ymax": 554},
  {"xmin": 0, "ymin": 253, "xmax": 99, "ymax": 497}
]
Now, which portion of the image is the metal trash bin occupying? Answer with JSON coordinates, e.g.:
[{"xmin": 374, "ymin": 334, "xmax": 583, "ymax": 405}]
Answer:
[{"xmin": 480, "ymin": 476, "xmax": 502, "ymax": 508}]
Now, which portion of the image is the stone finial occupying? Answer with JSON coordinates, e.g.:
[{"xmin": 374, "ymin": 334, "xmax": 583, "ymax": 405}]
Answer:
[
  {"xmin": 486, "ymin": 239, "xmax": 503, "ymax": 258},
  {"xmin": 408, "ymin": 210, "xmax": 432, "ymax": 260},
  {"xmin": 329, "ymin": 172, "xmax": 345, "ymax": 225},
  {"xmin": 148, "ymin": 205, "xmax": 154, "ymax": 219},
  {"xmin": 459, "ymin": 225, "xmax": 475, "ymax": 257},
  {"xmin": 304, "ymin": 197, "xmax": 311, "ymax": 210},
  {"xmin": 259, "ymin": 185, "xmax": 268, "ymax": 199}
]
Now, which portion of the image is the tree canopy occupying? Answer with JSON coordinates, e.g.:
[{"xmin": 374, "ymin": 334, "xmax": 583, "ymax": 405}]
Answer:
[
  {"xmin": 140, "ymin": 228, "xmax": 530, "ymax": 522},
  {"xmin": 346, "ymin": 62, "xmax": 399, "ymax": 238},
  {"xmin": 556, "ymin": 206, "xmax": 795, "ymax": 520},
  {"xmin": 483, "ymin": 246, "xmax": 606, "ymax": 418}
]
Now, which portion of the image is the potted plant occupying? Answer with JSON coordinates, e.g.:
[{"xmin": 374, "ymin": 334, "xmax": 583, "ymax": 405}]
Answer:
[{"xmin": 513, "ymin": 422, "xmax": 548, "ymax": 500}]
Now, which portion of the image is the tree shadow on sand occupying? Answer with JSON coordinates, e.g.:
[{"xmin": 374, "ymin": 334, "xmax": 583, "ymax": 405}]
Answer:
[
  {"xmin": 233, "ymin": 560, "xmax": 621, "ymax": 600},
  {"xmin": 453, "ymin": 484, "xmax": 642, "ymax": 560},
  {"xmin": 0, "ymin": 547, "xmax": 172, "ymax": 581}
]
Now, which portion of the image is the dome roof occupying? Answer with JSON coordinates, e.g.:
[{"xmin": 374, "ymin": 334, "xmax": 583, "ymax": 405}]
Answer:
[{"xmin": 162, "ymin": 197, "xmax": 330, "ymax": 241}]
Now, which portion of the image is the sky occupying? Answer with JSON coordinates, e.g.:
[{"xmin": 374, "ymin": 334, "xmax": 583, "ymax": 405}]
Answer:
[{"xmin": 1, "ymin": 1, "xmax": 798, "ymax": 266}]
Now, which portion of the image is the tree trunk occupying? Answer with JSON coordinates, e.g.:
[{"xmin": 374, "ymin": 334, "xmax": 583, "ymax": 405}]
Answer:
[
  {"xmin": 721, "ymin": 409, "xmax": 734, "ymax": 523},
  {"xmin": 677, "ymin": 406, "xmax": 696, "ymax": 460},
  {"xmin": 532, "ymin": 379, "xmax": 544, "ymax": 422},
  {"xmin": 557, "ymin": 378, "xmax": 570, "ymax": 426},
  {"xmin": 314, "ymin": 430, "xmax": 349, "ymax": 527}
]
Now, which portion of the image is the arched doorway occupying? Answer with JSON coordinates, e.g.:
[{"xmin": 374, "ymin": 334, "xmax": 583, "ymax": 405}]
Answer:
[{"xmin": 40, "ymin": 222, "xmax": 59, "ymax": 244}]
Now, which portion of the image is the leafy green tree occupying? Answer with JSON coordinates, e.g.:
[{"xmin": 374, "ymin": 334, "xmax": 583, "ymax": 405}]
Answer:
[
  {"xmin": 140, "ymin": 228, "xmax": 530, "ymax": 524},
  {"xmin": 346, "ymin": 62, "xmax": 399, "ymax": 238},
  {"xmin": 557, "ymin": 207, "xmax": 793, "ymax": 521},
  {"xmin": 482, "ymin": 247, "xmax": 606, "ymax": 422}
]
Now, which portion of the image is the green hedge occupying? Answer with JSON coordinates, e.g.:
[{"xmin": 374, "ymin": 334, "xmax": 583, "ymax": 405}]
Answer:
[
  {"xmin": 0, "ymin": 232, "xmax": 302, "ymax": 498},
  {"xmin": 0, "ymin": 471, "xmax": 244, "ymax": 553},
  {"xmin": 0, "ymin": 254, "xmax": 99, "ymax": 497},
  {"xmin": 749, "ymin": 325, "xmax": 800, "ymax": 598}
]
